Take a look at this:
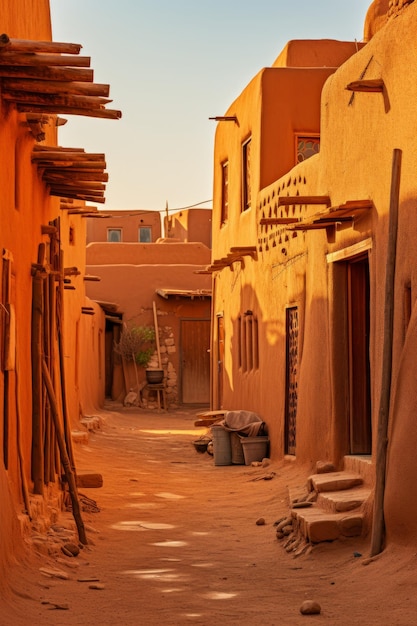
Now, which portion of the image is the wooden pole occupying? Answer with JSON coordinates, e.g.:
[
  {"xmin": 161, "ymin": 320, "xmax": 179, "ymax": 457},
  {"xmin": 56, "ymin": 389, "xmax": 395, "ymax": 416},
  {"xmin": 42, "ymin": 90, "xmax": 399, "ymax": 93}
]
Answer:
[
  {"xmin": 15, "ymin": 346, "xmax": 31, "ymax": 519},
  {"xmin": 41, "ymin": 358, "xmax": 87, "ymax": 545},
  {"xmin": 31, "ymin": 269, "xmax": 44, "ymax": 495},
  {"xmin": 152, "ymin": 301, "xmax": 162, "ymax": 369},
  {"xmin": 370, "ymin": 148, "xmax": 402, "ymax": 556}
]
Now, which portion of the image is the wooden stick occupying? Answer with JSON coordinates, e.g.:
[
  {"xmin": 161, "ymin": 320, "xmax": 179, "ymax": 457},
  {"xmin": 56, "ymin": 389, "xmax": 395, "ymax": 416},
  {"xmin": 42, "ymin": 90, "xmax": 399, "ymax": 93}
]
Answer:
[
  {"xmin": 31, "ymin": 270, "xmax": 44, "ymax": 495},
  {"xmin": 153, "ymin": 301, "xmax": 162, "ymax": 369},
  {"xmin": 32, "ymin": 150, "xmax": 105, "ymax": 162},
  {"xmin": 41, "ymin": 358, "xmax": 87, "ymax": 544},
  {"xmin": 15, "ymin": 348, "xmax": 32, "ymax": 519},
  {"xmin": 370, "ymin": 148, "xmax": 402, "ymax": 557}
]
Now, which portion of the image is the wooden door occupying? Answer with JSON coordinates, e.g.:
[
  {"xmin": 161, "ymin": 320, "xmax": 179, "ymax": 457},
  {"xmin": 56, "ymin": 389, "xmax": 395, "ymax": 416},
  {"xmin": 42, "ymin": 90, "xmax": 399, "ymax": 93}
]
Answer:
[
  {"xmin": 348, "ymin": 257, "xmax": 371, "ymax": 454},
  {"xmin": 181, "ymin": 319, "xmax": 210, "ymax": 404},
  {"xmin": 285, "ymin": 306, "xmax": 299, "ymax": 455}
]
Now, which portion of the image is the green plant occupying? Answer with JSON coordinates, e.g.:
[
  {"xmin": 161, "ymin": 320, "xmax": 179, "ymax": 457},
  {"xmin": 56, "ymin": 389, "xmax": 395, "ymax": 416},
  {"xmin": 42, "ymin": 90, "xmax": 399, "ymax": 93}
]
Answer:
[{"xmin": 114, "ymin": 324, "xmax": 156, "ymax": 368}]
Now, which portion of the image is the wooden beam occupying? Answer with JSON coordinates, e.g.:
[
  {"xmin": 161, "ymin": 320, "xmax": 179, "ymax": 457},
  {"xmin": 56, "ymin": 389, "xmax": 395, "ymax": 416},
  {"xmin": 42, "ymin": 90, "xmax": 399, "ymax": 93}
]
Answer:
[
  {"xmin": 0, "ymin": 51, "xmax": 91, "ymax": 67},
  {"xmin": 3, "ymin": 78, "xmax": 110, "ymax": 97},
  {"xmin": 346, "ymin": 79, "xmax": 384, "ymax": 93},
  {"xmin": 16, "ymin": 103, "xmax": 121, "ymax": 119},
  {"xmin": 278, "ymin": 196, "xmax": 331, "ymax": 206},
  {"xmin": 0, "ymin": 65, "xmax": 94, "ymax": 82},
  {"xmin": 260, "ymin": 217, "xmax": 298, "ymax": 225},
  {"xmin": 43, "ymin": 171, "xmax": 109, "ymax": 182},
  {"xmin": 32, "ymin": 150, "xmax": 105, "ymax": 162},
  {"xmin": 3, "ymin": 91, "xmax": 112, "ymax": 109},
  {"xmin": 0, "ymin": 34, "xmax": 82, "ymax": 55},
  {"xmin": 50, "ymin": 190, "xmax": 106, "ymax": 203}
]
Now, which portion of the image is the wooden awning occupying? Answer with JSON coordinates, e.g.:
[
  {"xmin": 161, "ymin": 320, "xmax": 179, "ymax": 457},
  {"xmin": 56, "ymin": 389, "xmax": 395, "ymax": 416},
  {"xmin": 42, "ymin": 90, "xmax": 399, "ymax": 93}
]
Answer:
[
  {"xmin": 32, "ymin": 145, "xmax": 108, "ymax": 203},
  {"xmin": 291, "ymin": 200, "xmax": 372, "ymax": 230},
  {"xmin": 0, "ymin": 34, "xmax": 121, "ymax": 125},
  {"xmin": 0, "ymin": 34, "xmax": 122, "ymax": 204},
  {"xmin": 261, "ymin": 200, "xmax": 372, "ymax": 231},
  {"xmin": 196, "ymin": 246, "xmax": 258, "ymax": 274}
]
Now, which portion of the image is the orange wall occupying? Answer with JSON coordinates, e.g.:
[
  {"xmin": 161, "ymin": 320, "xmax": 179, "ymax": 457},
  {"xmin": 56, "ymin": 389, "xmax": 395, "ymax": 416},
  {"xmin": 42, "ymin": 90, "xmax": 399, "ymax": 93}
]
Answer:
[{"xmin": 86, "ymin": 210, "xmax": 162, "ymax": 243}]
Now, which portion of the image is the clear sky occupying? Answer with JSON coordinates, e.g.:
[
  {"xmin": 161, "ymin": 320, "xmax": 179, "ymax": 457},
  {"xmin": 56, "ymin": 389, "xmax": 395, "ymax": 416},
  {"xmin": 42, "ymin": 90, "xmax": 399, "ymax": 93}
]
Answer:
[{"xmin": 49, "ymin": 0, "xmax": 371, "ymax": 214}]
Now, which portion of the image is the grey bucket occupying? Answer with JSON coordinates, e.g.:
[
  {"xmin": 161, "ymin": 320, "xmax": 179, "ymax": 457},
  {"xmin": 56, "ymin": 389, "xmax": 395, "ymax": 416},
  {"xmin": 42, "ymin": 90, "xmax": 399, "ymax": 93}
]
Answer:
[
  {"xmin": 211, "ymin": 425, "xmax": 232, "ymax": 466},
  {"xmin": 241, "ymin": 436, "xmax": 269, "ymax": 465}
]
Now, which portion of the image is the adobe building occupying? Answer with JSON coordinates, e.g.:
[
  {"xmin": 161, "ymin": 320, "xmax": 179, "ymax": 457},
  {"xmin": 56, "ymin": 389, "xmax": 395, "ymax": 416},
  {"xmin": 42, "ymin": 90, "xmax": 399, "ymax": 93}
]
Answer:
[
  {"xmin": 85, "ymin": 208, "xmax": 212, "ymax": 407},
  {"xmin": 209, "ymin": 0, "xmax": 417, "ymax": 548},
  {"xmin": 0, "ymin": 1, "xmax": 119, "ymax": 583}
]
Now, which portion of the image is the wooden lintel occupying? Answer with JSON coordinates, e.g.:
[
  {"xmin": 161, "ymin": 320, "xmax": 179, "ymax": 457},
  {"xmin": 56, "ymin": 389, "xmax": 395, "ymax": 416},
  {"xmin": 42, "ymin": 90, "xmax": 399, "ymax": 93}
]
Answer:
[
  {"xmin": 278, "ymin": 195, "xmax": 331, "ymax": 207},
  {"xmin": 3, "ymin": 91, "xmax": 112, "ymax": 110},
  {"xmin": 346, "ymin": 79, "xmax": 384, "ymax": 93}
]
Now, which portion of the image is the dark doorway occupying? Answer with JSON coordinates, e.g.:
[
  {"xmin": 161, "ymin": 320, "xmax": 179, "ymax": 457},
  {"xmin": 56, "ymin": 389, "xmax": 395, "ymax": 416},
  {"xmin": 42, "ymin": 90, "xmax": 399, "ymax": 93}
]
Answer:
[
  {"xmin": 348, "ymin": 256, "xmax": 372, "ymax": 454},
  {"xmin": 284, "ymin": 306, "xmax": 299, "ymax": 455}
]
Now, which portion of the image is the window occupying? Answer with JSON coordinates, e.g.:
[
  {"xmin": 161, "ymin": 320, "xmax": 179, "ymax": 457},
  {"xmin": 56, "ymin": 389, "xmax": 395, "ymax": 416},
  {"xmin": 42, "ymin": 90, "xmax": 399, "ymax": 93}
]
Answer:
[
  {"xmin": 107, "ymin": 228, "xmax": 122, "ymax": 242},
  {"xmin": 242, "ymin": 137, "xmax": 252, "ymax": 212},
  {"xmin": 296, "ymin": 135, "xmax": 320, "ymax": 164},
  {"xmin": 221, "ymin": 161, "xmax": 229, "ymax": 225},
  {"xmin": 139, "ymin": 227, "xmax": 152, "ymax": 242},
  {"xmin": 238, "ymin": 311, "xmax": 259, "ymax": 373}
]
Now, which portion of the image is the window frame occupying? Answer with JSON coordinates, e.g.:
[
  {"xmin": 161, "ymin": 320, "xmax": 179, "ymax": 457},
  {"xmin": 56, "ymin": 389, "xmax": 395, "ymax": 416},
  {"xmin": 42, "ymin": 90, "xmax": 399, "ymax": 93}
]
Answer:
[{"xmin": 241, "ymin": 136, "xmax": 252, "ymax": 212}]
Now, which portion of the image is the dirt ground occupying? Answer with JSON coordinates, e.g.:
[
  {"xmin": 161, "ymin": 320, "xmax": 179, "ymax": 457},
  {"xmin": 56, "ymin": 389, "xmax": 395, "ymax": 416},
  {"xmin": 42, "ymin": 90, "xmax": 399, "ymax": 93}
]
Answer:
[{"xmin": 2, "ymin": 403, "xmax": 417, "ymax": 626}]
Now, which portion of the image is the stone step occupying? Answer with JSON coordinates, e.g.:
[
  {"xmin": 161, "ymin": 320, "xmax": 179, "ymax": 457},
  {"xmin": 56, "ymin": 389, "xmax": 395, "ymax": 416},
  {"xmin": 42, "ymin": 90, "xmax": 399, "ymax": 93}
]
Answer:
[
  {"xmin": 307, "ymin": 471, "xmax": 363, "ymax": 493},
  {"xmin": 291, "ymin": 506, "xmax": 364, "ymax": 543},
  {"xmin": 316, "ymin": 486, "xmax": 372, "ymax": 513},
  {"xmin": 343, "ymin": 455, "xmax": 373, "ymax": 487}
]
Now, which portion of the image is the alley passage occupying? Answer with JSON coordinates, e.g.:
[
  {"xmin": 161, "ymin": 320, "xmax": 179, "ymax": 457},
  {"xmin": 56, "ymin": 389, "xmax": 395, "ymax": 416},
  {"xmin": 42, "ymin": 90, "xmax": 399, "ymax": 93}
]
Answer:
[{"xmin": 2, "ymin": 404, "xmax": 406, "ymax": 626}]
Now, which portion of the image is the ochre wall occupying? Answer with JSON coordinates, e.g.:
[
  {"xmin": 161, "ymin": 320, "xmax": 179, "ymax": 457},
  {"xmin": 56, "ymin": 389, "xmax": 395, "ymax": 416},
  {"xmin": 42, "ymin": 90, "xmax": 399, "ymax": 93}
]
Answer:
[
  {"xmin": 86, "ymin": 210, "xmax": 162, "ymax": 243},
  {"xmin": 211, "ymin": 1, "xmax": 417, "ymax": 547}
]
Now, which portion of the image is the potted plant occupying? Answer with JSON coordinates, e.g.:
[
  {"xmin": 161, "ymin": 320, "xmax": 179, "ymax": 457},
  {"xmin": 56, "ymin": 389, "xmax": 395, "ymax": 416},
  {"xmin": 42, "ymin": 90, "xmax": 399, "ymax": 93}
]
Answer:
[{"xmin": 114, "ymin": 324, "xmax": 162, "ymax": 387}]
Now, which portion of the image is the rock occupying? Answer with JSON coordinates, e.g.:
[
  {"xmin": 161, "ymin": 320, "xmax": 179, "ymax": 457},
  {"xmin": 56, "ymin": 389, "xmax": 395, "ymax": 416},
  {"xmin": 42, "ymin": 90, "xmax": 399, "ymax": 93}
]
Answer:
[
  {"xmin": 316, "ymin": 461, "xmax": 335, "ymax": 474},
  {"xmin": 89, "ymin": 583, "xmax": 105, "ymax": 590},
  {"xmin": 261, "ymin": 457, "xmax": 271, "ymax": 467},
  {"xmin": 300, "ymin": 600, "xmax": 321, "ymax": 615},
  {"xmin": 255, "ymin": 517, "xmax": 265, "ymax": 526},
  {"xmin": 63, "ymin": 542, "xmax": 80, "ymax": 557},
  {"xmin": 276, "ymin": 516, "xmax": 292, "ymax": 532},
  {"xmin": 292, "ymin": 501, "xmax": 313, "ymax": 509}
]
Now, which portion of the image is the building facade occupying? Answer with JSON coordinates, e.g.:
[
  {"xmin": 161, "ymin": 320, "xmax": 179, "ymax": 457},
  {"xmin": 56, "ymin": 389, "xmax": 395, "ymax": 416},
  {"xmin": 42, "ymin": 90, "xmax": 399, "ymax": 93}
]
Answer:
[{"xmin": 209, "ymin": 0, "xmax": 417, "ymax": 545}]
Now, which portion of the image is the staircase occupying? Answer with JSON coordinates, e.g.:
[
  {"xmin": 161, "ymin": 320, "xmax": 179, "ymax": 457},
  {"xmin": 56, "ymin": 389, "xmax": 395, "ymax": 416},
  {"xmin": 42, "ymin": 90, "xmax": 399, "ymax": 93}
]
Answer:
[{"xmin": 276, "ymin": 457, "xmax": 373, "ymax": 554}]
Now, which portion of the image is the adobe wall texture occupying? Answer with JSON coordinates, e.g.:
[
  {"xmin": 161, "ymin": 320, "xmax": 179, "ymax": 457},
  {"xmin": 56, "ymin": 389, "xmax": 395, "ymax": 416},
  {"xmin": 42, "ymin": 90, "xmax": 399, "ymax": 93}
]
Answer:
[{"xmin": 211, "ymin": 1, "xmax": 417, "ymax": 546}]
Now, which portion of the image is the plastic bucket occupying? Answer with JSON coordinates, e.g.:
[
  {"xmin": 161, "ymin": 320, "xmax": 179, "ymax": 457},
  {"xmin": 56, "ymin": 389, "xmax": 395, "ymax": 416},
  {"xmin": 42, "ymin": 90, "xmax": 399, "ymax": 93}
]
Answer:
[
  {"xmin": 211, "ymin": 425, "xmax": 232, "ymax": 466},
  {"xmin": 241, "ymin": 437, "xmax": 269, "ymax": 465},
  {"xmin": 230, "ymin": 432, "xmax": 245, "ymax": 465}
]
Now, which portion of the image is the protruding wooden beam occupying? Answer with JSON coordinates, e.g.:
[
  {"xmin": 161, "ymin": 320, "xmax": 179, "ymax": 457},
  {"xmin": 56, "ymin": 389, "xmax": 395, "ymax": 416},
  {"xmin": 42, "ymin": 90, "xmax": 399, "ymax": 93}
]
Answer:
[
  {"xmin": 278, "ymin": 196, "xmax": 331, "ymax": 207},
  {"xmin": 346, "ymin": 79, "xmax": 384, "ymax": 93},
  {"xmin": 260, "ymin": 217, "xmax": 298, "ymax": 225},
  {"xmin": 0, "ymin": 34, "xmax": 82, "ymax": 55}
]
